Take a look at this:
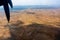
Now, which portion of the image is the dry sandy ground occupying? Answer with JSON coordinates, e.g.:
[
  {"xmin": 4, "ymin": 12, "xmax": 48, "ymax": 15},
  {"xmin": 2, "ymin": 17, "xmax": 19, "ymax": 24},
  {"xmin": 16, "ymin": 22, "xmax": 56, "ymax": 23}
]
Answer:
[{"xmin": 0, "ymin": 9, "xmax": 60, "ymax": 40}]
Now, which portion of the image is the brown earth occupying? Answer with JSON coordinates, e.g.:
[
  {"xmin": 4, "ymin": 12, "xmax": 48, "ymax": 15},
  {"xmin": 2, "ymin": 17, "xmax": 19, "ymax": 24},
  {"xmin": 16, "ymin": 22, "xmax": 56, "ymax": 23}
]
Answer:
[{"xmin": 0, "ymin": 9, "xmax": 60, "ymax": 40}]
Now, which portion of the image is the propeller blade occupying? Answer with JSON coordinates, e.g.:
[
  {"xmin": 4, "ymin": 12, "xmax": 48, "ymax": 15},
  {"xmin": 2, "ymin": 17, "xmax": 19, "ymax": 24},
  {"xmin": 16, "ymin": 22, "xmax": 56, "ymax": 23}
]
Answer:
[
  {"xmin": 8, "ymin": 0, "xmax": 13, "ymax": 8},
  {"xmin": 3, "ymin": 4, "xmax": 10, "ymax": 22}
]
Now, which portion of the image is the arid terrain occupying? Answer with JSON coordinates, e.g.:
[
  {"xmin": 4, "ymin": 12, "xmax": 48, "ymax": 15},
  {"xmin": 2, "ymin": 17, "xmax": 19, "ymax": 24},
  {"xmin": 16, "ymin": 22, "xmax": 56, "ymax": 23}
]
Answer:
[{"xmin": 0, "ymin": 9, "xmax": 60, "ymax": 40}]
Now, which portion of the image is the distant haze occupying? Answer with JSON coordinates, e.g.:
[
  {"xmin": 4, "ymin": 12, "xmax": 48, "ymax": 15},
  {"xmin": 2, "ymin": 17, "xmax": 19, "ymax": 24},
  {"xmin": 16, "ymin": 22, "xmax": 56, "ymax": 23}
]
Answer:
[
  {"xmin": 0, "ymin": 0, "xmax": 60, "ymax": 11},
  {"xmin": 12, "ymin": 0, "xmax": 60, "ymax": 6}
]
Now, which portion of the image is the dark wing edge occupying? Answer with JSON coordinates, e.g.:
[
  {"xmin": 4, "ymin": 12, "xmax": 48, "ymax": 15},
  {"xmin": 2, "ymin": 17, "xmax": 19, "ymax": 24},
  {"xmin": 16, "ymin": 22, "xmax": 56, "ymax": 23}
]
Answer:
[
  {"xmin": 3, "ymin": 4, "xmax": 10, "ymax": 22},
  {"xmin": 8, "ymin": 0, "xmax": 13, "ymax": 8}
]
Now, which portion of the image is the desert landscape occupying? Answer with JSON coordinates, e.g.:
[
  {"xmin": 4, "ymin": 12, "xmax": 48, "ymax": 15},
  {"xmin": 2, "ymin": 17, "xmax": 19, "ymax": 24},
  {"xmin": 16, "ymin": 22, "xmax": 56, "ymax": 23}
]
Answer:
[{"xmin": 0, "ymin": 9, "xmax": 60, "ymax": 40}]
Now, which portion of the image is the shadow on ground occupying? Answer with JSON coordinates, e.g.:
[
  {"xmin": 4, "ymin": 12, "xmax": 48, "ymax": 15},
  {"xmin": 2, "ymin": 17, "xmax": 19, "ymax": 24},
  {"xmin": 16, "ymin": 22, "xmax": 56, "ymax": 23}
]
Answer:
[{"xmin": 4, "ymin": 20, "xmax": 60, "ymax": 40}]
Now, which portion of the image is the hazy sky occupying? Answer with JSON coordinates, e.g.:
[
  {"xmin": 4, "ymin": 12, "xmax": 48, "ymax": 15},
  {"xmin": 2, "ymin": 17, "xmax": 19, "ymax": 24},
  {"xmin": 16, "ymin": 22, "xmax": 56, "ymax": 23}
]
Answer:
[{"xmin": 12, "ymin": 0, "xmax": 60, "ymax": 6}]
